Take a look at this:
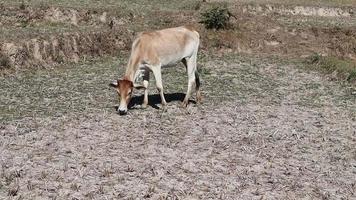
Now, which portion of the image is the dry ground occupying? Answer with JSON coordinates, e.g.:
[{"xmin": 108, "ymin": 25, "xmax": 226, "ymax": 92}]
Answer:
[
  {"xmin": 1, "ymin": 53, "xmax": 355, "ymax": 199},
  {"xmin": 1, "ymin": 0, "xmax": 356, "ymax": 199}
]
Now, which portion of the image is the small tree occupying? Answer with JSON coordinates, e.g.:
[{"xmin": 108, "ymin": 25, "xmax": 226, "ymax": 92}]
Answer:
[{"xmin": 199, "ymin": 6, "xmax": 231, "ymax": 30}]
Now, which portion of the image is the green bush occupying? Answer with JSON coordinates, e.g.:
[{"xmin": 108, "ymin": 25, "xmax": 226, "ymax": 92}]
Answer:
[
  {"xmin": 0, "ymin": 53, "xmax": 11, "ymax": 69},
  {"xmin": 199, "ymin": 6, "xmax": 231, "ymax": 30},
  {"xmin": 305, "ymin": 52, "xmax": 322, "ymax": 65},
  {"xmin": 347, "ymin": 70, "xmax": 356, "ymax": 82}
]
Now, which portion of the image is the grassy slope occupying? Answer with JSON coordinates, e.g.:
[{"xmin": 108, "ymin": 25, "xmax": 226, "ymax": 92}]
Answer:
[
  {"xmin": 4, "ymin": 0, "xmax": 356, "ymax": 8},
  {"xmin": 0, "ymin": 57, "xmax": 120, "ymax": 122},
  {"xmin": 213, "ymin": 0, "xmax": 356, "ymax": 7}
]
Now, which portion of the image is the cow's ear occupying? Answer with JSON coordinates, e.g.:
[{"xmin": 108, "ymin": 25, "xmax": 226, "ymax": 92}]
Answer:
[{"xmin": 109, "ymin": 80, "xmax": 119, "ymax": 87}]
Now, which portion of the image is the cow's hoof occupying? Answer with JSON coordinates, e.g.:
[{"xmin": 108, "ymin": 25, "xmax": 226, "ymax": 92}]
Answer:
[
  {"xmin": 141, "ymin": 104, "xmax": 148, "ymax": 109},
  {"xmin": 161, "ymin": 106, "xmax": 168, "ymax": 112},
  {"xmin": 181, "ymin": 101, "xmax": 188, "ymax": 108},
  {"xmin": 161, "ymin": 103, "xmax": 167, "ymax": 110},
  {"xmin": 196, "ymin": 91, "xmax": 202, "ymax": 104},
  {"xmin": 196, "ymin": 96, "xmax": 202, "ymax": 104}
]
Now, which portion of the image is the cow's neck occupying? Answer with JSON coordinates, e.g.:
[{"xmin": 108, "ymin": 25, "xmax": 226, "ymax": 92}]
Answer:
[
  {"xmin": 124, "ymin": 55, "xmax": 141, "ymax": 81},
  {"xmin": 124, "ymin": 69, "xmax": 135, "ymax": 81}
]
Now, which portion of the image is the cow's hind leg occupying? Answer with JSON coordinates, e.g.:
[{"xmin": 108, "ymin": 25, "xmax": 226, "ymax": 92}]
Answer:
[
  {"xmin": 151, "ymin": 64, "xmax": 167, "ymax": 107},
  {"xmin": 182, "ymin": 54, "xmax": 197, "ymax": 107}
]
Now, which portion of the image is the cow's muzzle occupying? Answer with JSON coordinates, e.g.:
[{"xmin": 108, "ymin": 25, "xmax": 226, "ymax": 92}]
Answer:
[{"xmin": 118, "ymin": 109, "xmax": 127, "ymax": 115}]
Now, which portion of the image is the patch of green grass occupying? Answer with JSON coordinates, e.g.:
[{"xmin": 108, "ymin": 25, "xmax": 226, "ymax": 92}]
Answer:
[
  {"xmin": 220, "ymin": 0, "xmax": 356, "ymax": 7},
  {"xmin": 277, "ymin": 15, "xmax": 356, "ymax": 29},
  {"xmin": 194, "ymin": 54, "xmax": 285, "ymax": 105},
  {"xmin": 0, "ymin": 52, "xmax": 286, "ymax": 123},
  {"xmin": 0, "ymin": 56, "xmax": 124, "ymax": 123},
  {"xmin": 4, "ymin": 0, "xmax": 356, "ymax": 9},
  {"xmin": 305, "ymin": 53, "xmax": 356, "ymax": 83},
  {"xmin": 1, "ymin": 50, "xmax": 353, "ymax": 125}
]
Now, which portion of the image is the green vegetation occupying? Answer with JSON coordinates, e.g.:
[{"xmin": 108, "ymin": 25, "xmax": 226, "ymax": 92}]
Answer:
[
  {"xmin": 199, "ymin": 5, "xmax": 232, "ymax": 30},
  {"xmin": 305, "ymin": 53, "xmax": 356, "ymax": 83},
  {"xmin": 0, "ymin": 57, "xmax": 120, "ymax": 122},
  {"xmin": 0, "ymin": 53, "xmax": 11, "ymax": 70},
  {"xmin": 222, "ymin": 0, "xmax": 356, "ymax": 7},
  {"xmin": 0, "ymin": 54, "xmax": 285, "ymax": 123},
  {"xmin": 4, "ymin": 0, "xmax": 356, "ymax": 8}
]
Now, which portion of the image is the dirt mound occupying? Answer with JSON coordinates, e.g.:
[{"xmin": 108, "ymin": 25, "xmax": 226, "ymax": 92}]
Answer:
[
  {"xmin": 0, "ymin": 4, "xmax": 140, "ymax": 69},
  {"xmin": 238, "ymin": 4, "xmax": 354, "ymax": 17},
  {"xmin": 1, "ymin": 3, "xmax": 355, "ymax": 70},
  {"xmin": 198, "ymin": 11, "xmax": 356, "ymax": 60},
  {"xmin": 0, "ymin": 5, "xmax": 130, "ymax": 27},
  {"xmin": 0, "ymin": 30, "xmax": 132, "ymax": 68}
]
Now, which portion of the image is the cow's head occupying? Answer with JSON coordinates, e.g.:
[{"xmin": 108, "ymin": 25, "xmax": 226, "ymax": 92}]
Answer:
[{"xmin": 109, "ymin": 79, "xmax": 134, "ymax": 115}]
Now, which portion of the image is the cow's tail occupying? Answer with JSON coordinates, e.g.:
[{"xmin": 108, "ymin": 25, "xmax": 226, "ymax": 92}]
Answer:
[
  {"xmin": 195, "ymin": 70, "xmax": 202, "ymax": 102},
  {"xmin": 195, "ymin": 70, "xmax": 201, "ymax": 91}
]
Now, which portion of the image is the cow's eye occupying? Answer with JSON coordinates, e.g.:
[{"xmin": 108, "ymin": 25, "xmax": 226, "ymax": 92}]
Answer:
[{"xmin": 128, "ymin": 91, "xmax": 132, "ymax": 96}]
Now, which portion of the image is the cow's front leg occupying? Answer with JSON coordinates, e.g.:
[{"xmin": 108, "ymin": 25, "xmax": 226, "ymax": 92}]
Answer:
[
  {"xmin": 142, "ymin": 69, "xmax": 150, "ymax": 109},
  {"xmin": 151, "ymin": 65, "xmax": 167, "ymax": 107},
  {"xmin": 142, "ymin": 80, "xmax": 149, "ymax": 108}
]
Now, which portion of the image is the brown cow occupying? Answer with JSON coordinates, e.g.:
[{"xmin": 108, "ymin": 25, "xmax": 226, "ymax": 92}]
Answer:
[{"xmin": 110, "ymin": 26, "xmax": 201, "ymax": 115}]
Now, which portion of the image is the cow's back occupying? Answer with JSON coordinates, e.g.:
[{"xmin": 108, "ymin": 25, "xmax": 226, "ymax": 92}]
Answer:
[{"xmin": 133, "ymin": 26, "xmax": 199, "ymax": 66}]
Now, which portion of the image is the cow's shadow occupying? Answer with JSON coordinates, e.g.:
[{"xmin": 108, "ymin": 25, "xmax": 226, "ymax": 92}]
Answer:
[{"xmin": 114, "ymin": 92, "xmax": 196, "ymax": 110}]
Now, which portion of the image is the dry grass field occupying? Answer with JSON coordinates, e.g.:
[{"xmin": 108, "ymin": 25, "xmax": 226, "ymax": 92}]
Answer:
[{"xmin": 1, "ymin": 0, "xmax": 355, "ymax": 199}]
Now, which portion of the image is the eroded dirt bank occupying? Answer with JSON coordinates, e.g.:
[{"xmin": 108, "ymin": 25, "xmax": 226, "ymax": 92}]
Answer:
[{"xmin": 1, "ymin": 3, "xmax": 356, "ymax": 69}]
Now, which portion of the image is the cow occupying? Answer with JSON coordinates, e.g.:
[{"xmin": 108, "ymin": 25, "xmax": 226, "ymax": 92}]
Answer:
[{"xmin": 110, "ymin": 26, "xmax": 201, "ymax": 115}]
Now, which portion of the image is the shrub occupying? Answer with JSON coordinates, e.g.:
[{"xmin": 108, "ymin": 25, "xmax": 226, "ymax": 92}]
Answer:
[
  {"xmin": 199, "ymin": 6, "xmax": 231, "ymax": 30},
  {"xmin": 19, "ymin": 1, "xmax": 26, "ymax": 10},
  {"xmin": 347, "ymin": 70, "xmax": 356, "ymax": 82},
  {"xmin": 305, "ymin": 52, "xmax": 322, "ymax": 65},
  {"xmin": 0, "ymin": 53, "xmax": 11, "ymax": 69}
]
